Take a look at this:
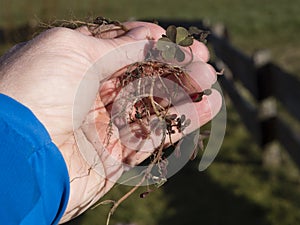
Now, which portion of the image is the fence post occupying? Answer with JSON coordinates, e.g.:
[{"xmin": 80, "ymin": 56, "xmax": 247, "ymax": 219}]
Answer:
[{"xmin": 254, "ymin": 51, "xmax": 281, "ymax": 168}]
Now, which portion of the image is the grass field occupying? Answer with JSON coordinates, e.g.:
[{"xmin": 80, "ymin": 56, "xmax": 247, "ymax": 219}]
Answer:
[
  {"xmin": 1, "ymin": 1, "xmax": 300, "ymax": 225},
  {"xmin": 1, "ymin": 0, "xmax": 300, "ymax": 74}
]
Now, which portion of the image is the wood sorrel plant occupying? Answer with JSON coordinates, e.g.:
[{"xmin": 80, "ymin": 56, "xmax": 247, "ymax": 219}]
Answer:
[{"xmin": 92, "ymin": 18, "xmax": 212, "ymax": 225}]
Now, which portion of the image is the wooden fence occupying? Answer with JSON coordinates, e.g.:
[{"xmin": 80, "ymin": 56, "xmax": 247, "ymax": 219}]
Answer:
[
  {"xmin": 158, "ymin": 20, "xmax": 300, "ymax": 168},
  {"xmin": 209, "ymin": 25, "xmax": 300, "ymax": 167},
  {"xmin": 1, "ymin": 21, "xmax": 300, "ymax": 167}
]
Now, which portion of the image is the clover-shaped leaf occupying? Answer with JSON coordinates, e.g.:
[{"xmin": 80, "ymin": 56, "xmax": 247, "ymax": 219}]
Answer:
[
  {"xmin": 156, "ymin": 25, "xmax": 196, "ymax": 62},
  {"xmin": 174, "ymin": 48, "xmax": 185, "ymax": 62},
  {"xmin": 163, "ymin": 26, "xmax": 194, "ymax": 47},
  {"xmin": 156, "ymin": 37, "xmax": 173, "ymax": 51},
  {"xmin": 166, "ymin": 25, "xmax": 177, "ymax": 43},
  {"xmin": 156, "ymin": 37, "xmax": 177, "ymax": 61},
  {"xmin": 161, "ymin": 44, "xmax": 177, "ymax": 61},
  {"xmin": 157, "ymin": 37, "xmax": 177, "ymax": 60},
  {"xmin": 157, "ymin": 38, "xmax": 185, "ymax": 62},
  {"xmin": 175, "ymin": 27, "xmax": 194, "ymax": 46}
]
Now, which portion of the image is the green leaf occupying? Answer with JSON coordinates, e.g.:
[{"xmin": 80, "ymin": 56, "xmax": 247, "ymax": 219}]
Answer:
[
  {"xmin": 166, "ymin": 25, "xmax": 177, "ymax": 43},
  {"xmin": 175, "ymin": 48, "xmax": 185, "ymax": 62},
  {"xmin": 175, "ymin": 27, "xmax": 189, "ymax": 44},
  {"xmin": 156, "ymin": 37, "xmax": 172, "ymax": 51},
  {"xmin": 178, "ymin": 36, "xmax": 194, "ymax": 46},
  {"xmin": 203, "ymin": 89, "xmax": 212, "ymax": 95},
  {"xmin": 189, "ymin": 26, "xmax": 203, "ymax": 35},
  {"xmin": 161, "ymin": 45, "xmax": 177, "ymax": 60}
]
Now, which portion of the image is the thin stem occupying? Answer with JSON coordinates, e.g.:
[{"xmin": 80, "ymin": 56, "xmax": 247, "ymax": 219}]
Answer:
[
  {"xmin": 150, "ymin": 77, "xmax": 162, "ymax": 118},
  {"xmin": 105, "ymin": 76, "xmax": 168, "ymax": 225},
  {"xmin": 106, "ymin": 136, "xmax": 166, "ymax": 225}
]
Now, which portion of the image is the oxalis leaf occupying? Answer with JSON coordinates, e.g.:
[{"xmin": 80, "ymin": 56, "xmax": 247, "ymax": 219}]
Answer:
[
  {"xmin": 161, "ymin": 45, "xmax": 177, "ymax": 60},
  {"xmin": 175, "ymin": 48, "xmax": 185, "ymax": 62},
  {"xmin": 178, "ymin": 36, "xmax": 193, "ymax": 47},
  {"xmin": 175, "ymin": 27, "xmax": 189, "ymax": 43},
  {"xmin": 166, "ymin": 25, "xmax": 177, "ymax": 43},
  {"xmin": 156, "ymin": 37, "xmax": 172, "ymax": 51},
  {"xmin": 157, "ymin": 26, "xmax": 194, "ymax": 61}
]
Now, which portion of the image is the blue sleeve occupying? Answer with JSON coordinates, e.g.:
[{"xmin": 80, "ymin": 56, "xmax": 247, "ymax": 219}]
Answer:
[{"xmin": 0, "ymin": 94, "xmax": 70, "ymax": 225}]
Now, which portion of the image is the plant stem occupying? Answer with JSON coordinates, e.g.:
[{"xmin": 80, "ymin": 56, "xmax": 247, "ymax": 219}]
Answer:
[
  {"xmin": 105, "ymin": 77, "xmax": 167, "ymax": 225},
  {"xmin": 105, "ymin": 135, "xmax": 166, "ymax": 225}
]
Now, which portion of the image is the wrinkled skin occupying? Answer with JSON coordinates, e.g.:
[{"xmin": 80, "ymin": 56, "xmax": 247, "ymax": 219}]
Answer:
[{"xmin": 0, "ymin": 21, "xmax": 222, "ymax": 223}]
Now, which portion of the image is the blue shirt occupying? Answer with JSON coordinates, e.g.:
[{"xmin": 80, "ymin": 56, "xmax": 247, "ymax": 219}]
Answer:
[{"xmin": 0, "ymin": 94, "xmax": 70, "ymax": 225}]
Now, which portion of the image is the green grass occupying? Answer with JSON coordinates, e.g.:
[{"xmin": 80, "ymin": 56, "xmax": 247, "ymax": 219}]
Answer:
[
  {"xmin": 1, "ymin": 1, "xmax": 300, "ymax": 225},
  {"xmin": 2, "ymin": 0, "xmax": 300, "ymax": 75},
  {"xmin": 1, "ymin": 0, "xmax": 300, "ymax": 74},
  {"xmin": 0, "ymin": 0, "xmax": 300, "ymax": 72},
  {"xmin": 64, "ymin": 185, "xmax": 170, "ymax": 225}
]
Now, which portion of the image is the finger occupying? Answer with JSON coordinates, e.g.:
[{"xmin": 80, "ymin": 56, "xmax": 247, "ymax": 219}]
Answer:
[
  {"xmin": 117, "ymin": 89, "xmax": 222, "ymax": 141},
  {"xmin": 190, "ymin": 40, "xmax": 210, "ymax": 62},
  {"xmin": 89, "ymin": 86, "xmax": 222, "ymax": 167},
  {"xmin": 122, "ymin": 21, "xmax": 166, "ymax": 40},
  {"xmin": 117, "ymin": 89, "xmax": 222, "ymax": 165},
  {"xmin": 75, "ymin": 26, "xmax": 93, "ymax": 36},
  {"xmin": 99, "ymin": 59, "xmax": 217, "ymax": 109},
  {"xmin": 97, "ymin": 61, "xmax": 221, "ymax": 166},
  {"xmin": 185, "ymin": 61, "xmax": 217, "ymax": 90}
]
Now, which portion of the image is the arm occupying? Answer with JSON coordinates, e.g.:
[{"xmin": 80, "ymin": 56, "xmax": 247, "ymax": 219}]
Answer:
[{"xmin": 0, "ymin": 94, "xmax": 69, "ymax": 224}]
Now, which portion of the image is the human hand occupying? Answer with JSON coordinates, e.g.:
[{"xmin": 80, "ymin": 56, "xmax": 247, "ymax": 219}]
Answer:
[{"xmin": 0, "ymin": 21, "xmax": 222, "ymax": 223}]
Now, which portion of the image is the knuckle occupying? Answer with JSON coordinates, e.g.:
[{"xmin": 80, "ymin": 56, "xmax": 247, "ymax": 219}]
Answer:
[
  {"xmin": 36, "ymin": 27, "xmax": 77, "ymax": 47},
  {"xmin": 45, "ymin": 27, "xmax": 75, "ymax": 40}
]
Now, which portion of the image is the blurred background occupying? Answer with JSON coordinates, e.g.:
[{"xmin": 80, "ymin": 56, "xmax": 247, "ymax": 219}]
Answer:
[{"xmin": 1, "ymin": 0, "xmax": 300, "ymax": 224}]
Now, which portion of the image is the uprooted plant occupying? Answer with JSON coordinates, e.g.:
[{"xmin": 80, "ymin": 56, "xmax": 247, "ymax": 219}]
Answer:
[{"xmin": 95, "ymin": 18, "xmax": 213, "ymax": 225}]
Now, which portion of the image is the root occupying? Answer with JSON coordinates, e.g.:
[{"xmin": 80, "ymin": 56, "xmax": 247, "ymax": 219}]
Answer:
[
  {"xmin": 38, "ymin": 16, "xmax": 128, "ymax": 38},
  {"xmin": 100, "ymin": 60, "xmax": 197, "ymax": 225}
]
